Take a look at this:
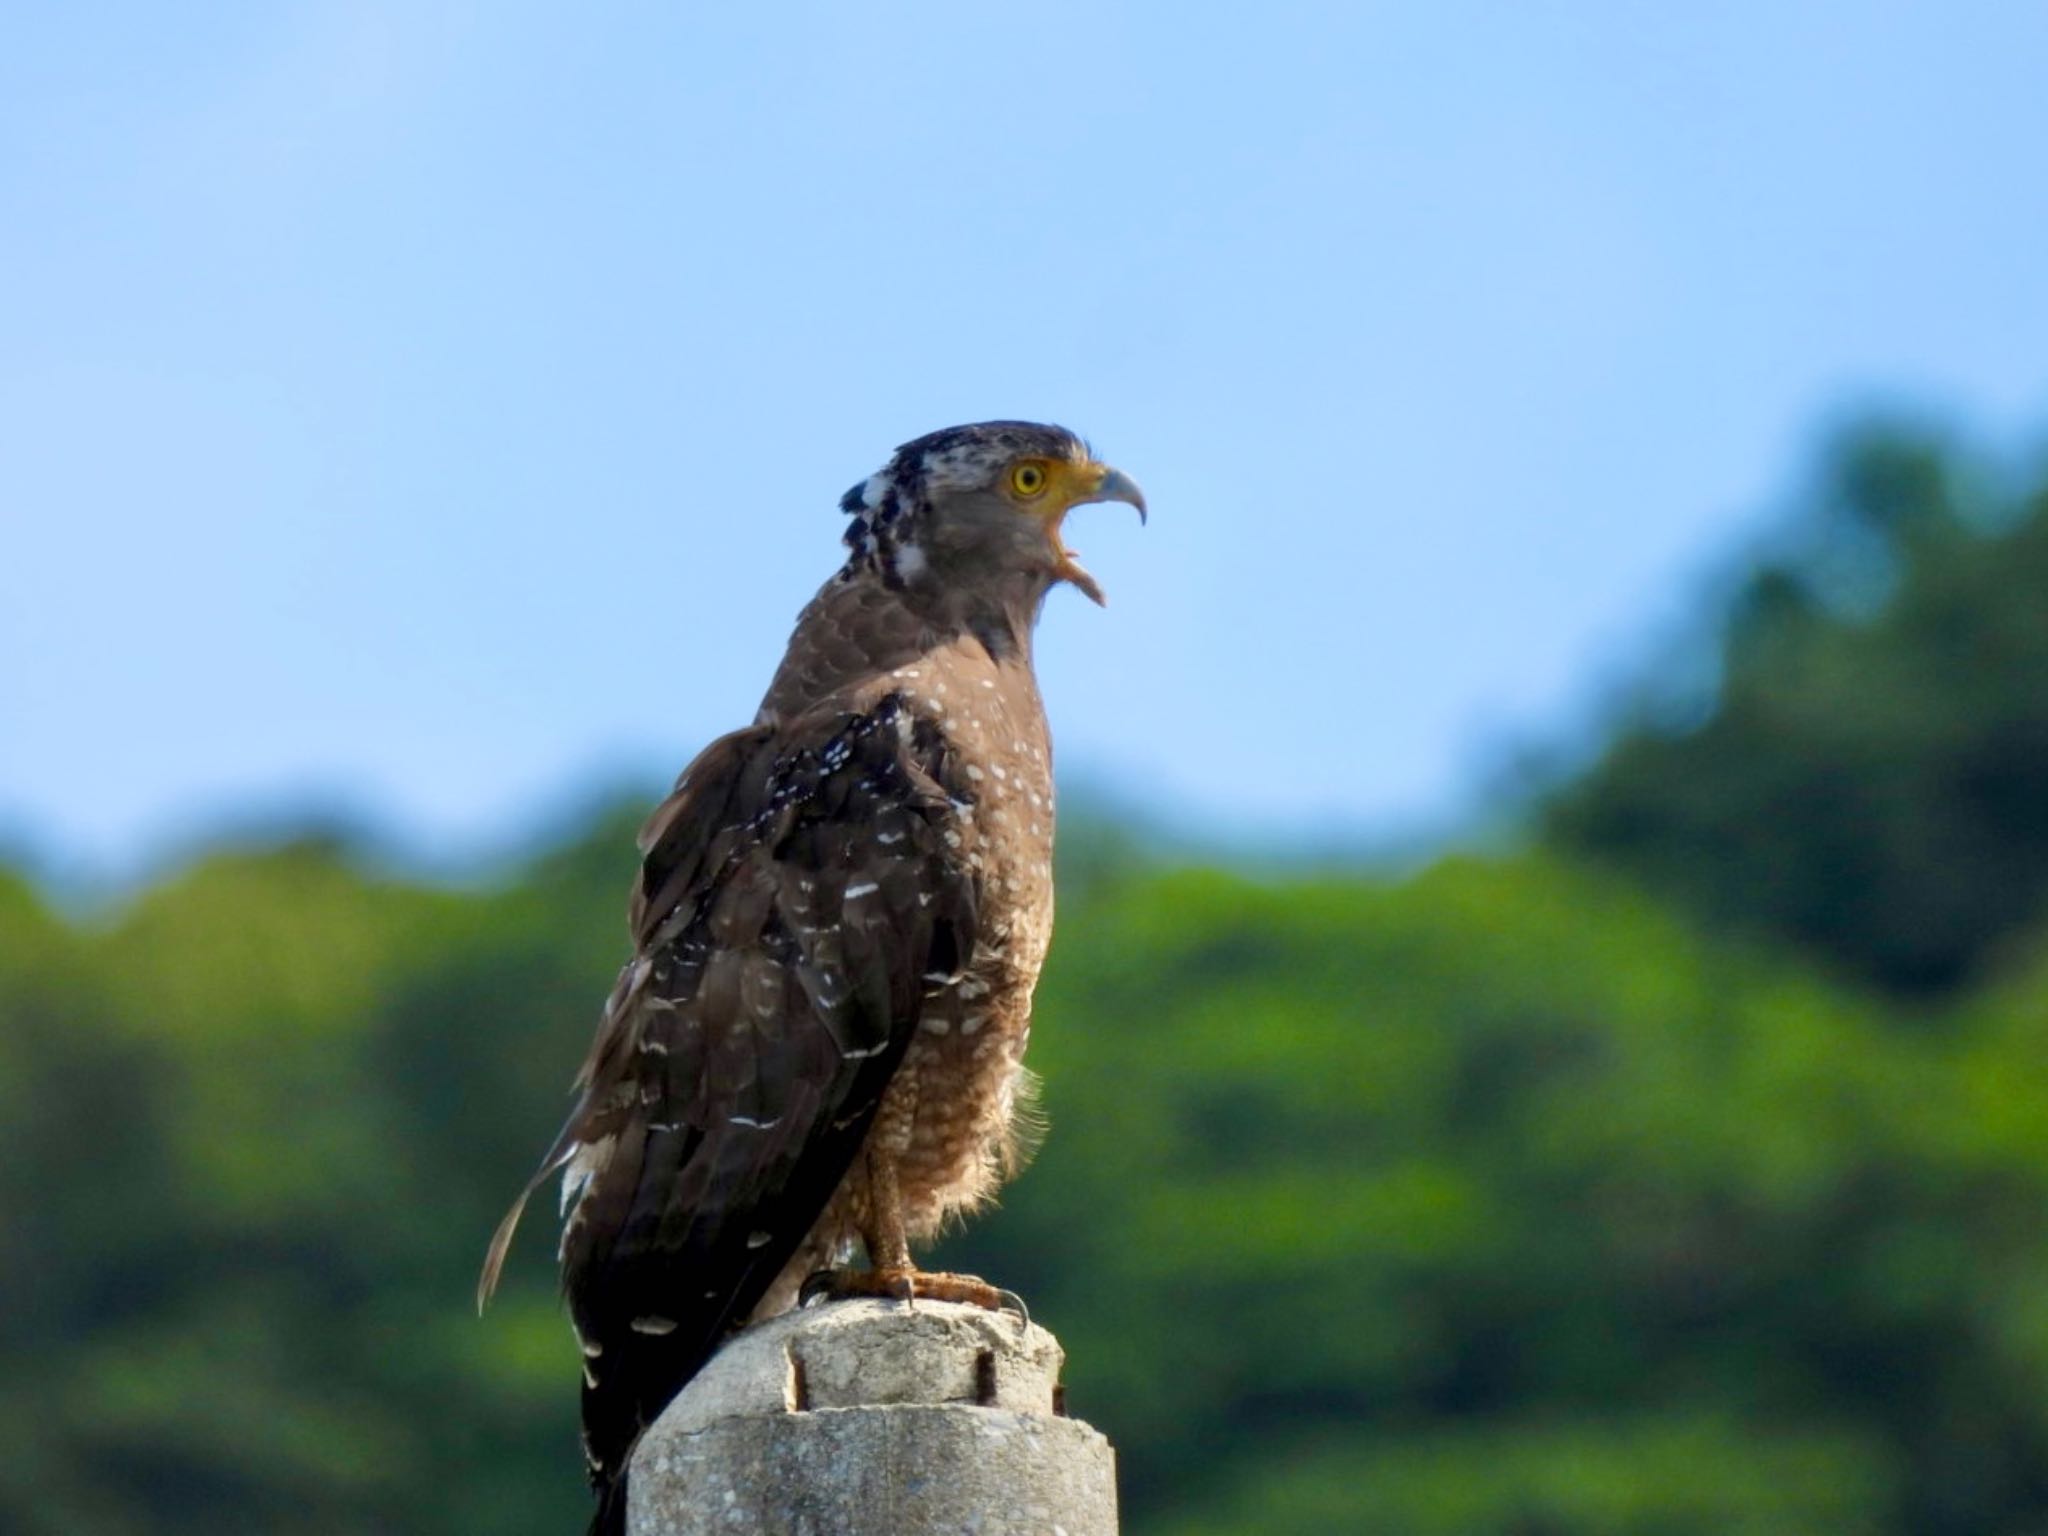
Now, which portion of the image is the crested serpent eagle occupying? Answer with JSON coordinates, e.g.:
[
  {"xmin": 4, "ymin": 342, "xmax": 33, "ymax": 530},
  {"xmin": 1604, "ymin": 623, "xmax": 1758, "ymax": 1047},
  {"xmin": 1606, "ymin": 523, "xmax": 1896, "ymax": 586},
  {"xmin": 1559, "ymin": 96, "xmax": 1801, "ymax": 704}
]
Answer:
[{"xmin": 478, "ymin": 421, "xmax": 1146, "ymax": 1533}]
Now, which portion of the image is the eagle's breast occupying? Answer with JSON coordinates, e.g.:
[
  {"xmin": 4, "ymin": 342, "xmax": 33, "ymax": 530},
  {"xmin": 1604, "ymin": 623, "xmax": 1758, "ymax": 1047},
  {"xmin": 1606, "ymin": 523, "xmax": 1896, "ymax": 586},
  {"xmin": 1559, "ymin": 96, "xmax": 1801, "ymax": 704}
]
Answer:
[{"xmin": 872, "ymin": 636, "xmax": 1056, "ymax": 1230}]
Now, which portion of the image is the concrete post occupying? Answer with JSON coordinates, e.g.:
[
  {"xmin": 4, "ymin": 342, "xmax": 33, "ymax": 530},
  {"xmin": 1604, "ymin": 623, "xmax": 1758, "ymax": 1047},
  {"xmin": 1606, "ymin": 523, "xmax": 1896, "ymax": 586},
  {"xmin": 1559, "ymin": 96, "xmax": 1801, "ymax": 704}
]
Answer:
[{"xmin": 628, "ymin": 1298, "xmax": 1118, "ymax": 1536}]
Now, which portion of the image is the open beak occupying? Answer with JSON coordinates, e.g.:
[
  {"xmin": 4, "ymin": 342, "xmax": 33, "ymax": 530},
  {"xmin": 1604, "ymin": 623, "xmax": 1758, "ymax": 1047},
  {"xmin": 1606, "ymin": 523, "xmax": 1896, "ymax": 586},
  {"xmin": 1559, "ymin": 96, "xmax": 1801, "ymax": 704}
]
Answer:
[{"xmin": 1051, "ymin": 461, "xmax": 1147, "ymax": 606}]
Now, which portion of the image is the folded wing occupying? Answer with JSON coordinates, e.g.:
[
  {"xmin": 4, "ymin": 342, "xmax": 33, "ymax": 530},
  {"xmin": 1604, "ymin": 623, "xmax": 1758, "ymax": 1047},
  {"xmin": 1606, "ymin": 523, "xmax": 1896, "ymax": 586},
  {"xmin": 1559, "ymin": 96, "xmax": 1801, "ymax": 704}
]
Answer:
[{"xmin": 479, "ymin": 693, "xmax": 977, "ymax": 1485}]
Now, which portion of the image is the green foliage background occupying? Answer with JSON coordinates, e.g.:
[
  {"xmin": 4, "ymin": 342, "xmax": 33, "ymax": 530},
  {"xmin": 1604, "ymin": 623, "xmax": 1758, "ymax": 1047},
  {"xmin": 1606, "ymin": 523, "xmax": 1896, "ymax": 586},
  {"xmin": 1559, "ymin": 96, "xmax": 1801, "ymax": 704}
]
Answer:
[{"xmin": 7, "ymin": 421, "xmax": 2048, "ymax": 1534}]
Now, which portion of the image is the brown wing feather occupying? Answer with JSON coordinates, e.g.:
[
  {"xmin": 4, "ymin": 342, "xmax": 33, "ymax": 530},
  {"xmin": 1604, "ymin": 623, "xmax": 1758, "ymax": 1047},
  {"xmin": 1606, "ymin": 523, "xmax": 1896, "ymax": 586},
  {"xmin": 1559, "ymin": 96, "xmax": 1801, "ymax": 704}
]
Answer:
[{"xmin": 480, "ymin": 693, "xmax": 977, "ymax": 1491}]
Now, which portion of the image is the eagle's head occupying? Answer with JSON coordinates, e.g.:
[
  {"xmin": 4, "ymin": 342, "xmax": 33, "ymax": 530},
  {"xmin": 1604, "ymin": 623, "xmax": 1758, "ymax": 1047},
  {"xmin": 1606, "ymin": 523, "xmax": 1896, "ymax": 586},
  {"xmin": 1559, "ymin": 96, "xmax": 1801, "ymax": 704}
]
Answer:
[{"xmin": 839, "ymin": 421, "xmax": 1146, "ymax": 606}]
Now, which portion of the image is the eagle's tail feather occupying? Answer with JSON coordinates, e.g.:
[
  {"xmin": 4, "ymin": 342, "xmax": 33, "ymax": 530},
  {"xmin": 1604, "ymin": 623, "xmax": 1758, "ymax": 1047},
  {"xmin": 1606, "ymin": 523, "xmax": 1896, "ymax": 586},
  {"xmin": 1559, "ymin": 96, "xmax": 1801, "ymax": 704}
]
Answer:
[{"xmin": 587, "ymin": 1471, "xmax": 629, "ymax": 1536}]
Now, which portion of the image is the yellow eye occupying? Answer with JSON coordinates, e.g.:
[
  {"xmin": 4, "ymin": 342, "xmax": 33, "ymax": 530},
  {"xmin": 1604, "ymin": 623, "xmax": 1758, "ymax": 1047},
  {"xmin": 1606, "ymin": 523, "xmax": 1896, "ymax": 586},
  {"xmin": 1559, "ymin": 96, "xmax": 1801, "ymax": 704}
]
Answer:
[{"xmin": 1010, "ymin": 462, "xmax": 1049, "ymax": 497}]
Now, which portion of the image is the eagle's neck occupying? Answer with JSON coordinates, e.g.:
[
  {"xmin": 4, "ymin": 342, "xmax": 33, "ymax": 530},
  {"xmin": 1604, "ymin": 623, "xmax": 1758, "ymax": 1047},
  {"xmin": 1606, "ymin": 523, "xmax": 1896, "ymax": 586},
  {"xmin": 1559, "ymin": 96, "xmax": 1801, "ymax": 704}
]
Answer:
[{"xmin": 756, "ymin": 567, "xmax": 1048, "ymax": 725}]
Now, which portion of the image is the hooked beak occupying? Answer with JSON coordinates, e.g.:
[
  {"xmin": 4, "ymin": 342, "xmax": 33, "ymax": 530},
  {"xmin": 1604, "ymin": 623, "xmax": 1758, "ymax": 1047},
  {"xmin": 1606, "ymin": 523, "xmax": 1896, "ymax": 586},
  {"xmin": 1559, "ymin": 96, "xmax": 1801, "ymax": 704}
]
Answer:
[
  {"xmin": 1050, "ymin": 461, "xmax": 1147, "ymax": 606},
  {"xmin": 1084, "ymin": 464, "xmax": 1148, "ymax": 523}
]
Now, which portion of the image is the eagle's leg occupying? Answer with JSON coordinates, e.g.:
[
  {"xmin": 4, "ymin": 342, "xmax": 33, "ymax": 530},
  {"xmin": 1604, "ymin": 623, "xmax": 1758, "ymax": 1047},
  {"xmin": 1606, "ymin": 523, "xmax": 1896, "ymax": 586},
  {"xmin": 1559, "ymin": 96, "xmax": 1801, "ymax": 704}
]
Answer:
[
  {"xmin": 798, "ymin": 1147, "xmax": 1014, "ymax": 1313},
  {"xmin": 867, "ymin": 1142, "xmax": 916, "ymax": 1274}
]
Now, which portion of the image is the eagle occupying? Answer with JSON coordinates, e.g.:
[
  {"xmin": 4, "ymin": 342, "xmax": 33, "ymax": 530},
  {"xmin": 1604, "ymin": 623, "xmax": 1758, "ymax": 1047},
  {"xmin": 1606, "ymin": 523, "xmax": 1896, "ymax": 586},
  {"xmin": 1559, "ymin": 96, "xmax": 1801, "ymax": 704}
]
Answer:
[{"xmin": 478, "ymin": 421, "xmax": 1145, "ymax": 1534}]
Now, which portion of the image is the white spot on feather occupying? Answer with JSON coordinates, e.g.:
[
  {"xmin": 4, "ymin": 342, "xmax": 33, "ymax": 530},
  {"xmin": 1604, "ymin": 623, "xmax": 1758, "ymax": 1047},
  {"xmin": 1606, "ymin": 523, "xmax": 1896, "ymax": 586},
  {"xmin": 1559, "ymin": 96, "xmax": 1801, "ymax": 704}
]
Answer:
[
  {"xmin": 560, "ymin": 1137, "xmax": 613, "ymax": 1217},
  {"xmin": 631, "ymin": 1316, "xmax": 678, "ymax": 1336}
]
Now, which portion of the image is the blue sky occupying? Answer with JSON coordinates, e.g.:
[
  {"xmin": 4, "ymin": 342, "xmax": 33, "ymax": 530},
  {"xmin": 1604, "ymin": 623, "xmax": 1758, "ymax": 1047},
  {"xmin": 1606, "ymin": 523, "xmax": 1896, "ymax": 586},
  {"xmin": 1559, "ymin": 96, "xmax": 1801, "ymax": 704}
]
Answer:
[{"xmin": 4, "ymin": 2, "xmax": 2045, "ymax": 876}]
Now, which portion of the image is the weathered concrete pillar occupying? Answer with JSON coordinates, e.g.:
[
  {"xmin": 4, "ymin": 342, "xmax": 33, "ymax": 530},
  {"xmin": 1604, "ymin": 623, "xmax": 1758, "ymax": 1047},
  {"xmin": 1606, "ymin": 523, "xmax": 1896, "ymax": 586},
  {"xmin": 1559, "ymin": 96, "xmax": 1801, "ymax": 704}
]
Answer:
[{"xmin": 628, "ymin": 1298, "xmax": 1117, "ymax": 1536}]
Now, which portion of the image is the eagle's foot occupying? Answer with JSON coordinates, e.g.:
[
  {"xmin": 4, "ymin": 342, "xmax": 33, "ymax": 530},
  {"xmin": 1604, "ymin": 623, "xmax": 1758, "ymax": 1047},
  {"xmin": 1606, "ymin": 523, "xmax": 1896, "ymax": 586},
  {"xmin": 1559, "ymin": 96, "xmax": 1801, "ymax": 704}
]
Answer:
[
  {"xmin": 799, "ymin": 1266, "xmax": 1023, "ymax": 1321},
  {"xmin": 799, "ymin": 1266, "xmax": 915, "ymax": 1307}
]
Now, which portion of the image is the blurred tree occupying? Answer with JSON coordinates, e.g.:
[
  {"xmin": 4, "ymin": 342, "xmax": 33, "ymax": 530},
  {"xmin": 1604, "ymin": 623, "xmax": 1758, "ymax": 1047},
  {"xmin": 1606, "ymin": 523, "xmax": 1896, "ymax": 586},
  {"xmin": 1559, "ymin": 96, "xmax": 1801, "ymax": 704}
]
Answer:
[
  {"xmin": 12, "ymin": 818, "xmax": 2048, "ymax": 1534},
  {"xmin": 945, "ymin": 854, "xmax": 2048, "ymax": 1536},
  {"xmin": 1544, "ymin": 423, "xmax": 2048, "ymax": 996},
  {"xmin": 0, "ymin": 837, "xmax": 628, "ymax": 1536}
]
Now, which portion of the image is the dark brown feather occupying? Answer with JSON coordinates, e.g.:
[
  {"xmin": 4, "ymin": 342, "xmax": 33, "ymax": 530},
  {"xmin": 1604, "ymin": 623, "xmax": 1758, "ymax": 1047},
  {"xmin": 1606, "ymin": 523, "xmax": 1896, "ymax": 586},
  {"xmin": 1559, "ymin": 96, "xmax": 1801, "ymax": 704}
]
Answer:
[{"xmin": 525, "ymin": 693, "xmax": 979, "ymax": 1485}]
